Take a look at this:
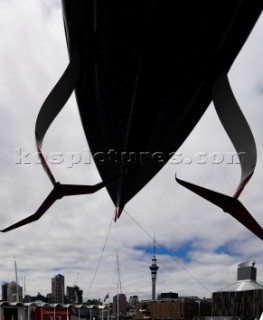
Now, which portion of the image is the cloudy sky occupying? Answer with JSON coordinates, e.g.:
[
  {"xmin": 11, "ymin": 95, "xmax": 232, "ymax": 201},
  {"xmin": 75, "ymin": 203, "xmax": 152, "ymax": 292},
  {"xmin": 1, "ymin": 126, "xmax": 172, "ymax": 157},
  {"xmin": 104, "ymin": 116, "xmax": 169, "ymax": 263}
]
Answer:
[{"xmin": 1, "ymin": 0, "xmax": 263, "ymax": 303}]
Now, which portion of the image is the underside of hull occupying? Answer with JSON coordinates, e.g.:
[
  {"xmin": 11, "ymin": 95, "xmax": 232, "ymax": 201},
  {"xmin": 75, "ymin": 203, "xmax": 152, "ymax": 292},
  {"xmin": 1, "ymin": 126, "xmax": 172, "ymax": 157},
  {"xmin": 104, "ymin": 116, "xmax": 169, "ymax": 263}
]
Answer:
[{"xmin": 62, "ymin": 1, "xmax": 263, "ymax": 214}]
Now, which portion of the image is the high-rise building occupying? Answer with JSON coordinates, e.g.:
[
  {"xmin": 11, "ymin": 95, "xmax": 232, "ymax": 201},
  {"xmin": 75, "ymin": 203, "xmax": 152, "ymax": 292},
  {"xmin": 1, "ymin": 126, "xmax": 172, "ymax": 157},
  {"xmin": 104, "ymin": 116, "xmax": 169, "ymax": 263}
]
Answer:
[
  {"xmin": 149, "ymin": 236, "xmax": 159, "ymax": 300},
  {"xmin": 213, "ymin": 261, "xmax": 263, "ymax": 319},
  {"xmin": 66, "ymin": 285, "xmax": 83, "ymax": 304},
  {"xmin": 51, "ymin": 274, "xmax": 65, "ymax": 303},
  {"xmin": 128, "ymin": 295, "xmax": 139, "ymax": 311},
  {"xmin": 66, "ymin": 286, "xmax": 75, "ymax": 303},
  {"xmin": 2, "ymin": 282, "xmax": 8, "ymax": 301},
  {"xmin": 3, "ymin": 281, "xmax": 23, "ymax": 302},
  {"xmin": 113, "ymin": 294, "xmax": 127, "ymax": 316}
]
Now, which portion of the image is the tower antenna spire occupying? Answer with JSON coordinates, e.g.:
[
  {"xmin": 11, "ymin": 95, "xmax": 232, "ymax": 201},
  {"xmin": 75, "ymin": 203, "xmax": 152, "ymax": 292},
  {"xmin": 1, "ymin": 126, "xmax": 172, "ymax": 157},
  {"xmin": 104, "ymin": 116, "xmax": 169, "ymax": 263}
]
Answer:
[
  {"xmin": 149, "ymin": 232, "xmax": 159, "ymax": 300},
  {"xmin": 153, "ymin": 232, "xmax": 156, "ymax": 256}
]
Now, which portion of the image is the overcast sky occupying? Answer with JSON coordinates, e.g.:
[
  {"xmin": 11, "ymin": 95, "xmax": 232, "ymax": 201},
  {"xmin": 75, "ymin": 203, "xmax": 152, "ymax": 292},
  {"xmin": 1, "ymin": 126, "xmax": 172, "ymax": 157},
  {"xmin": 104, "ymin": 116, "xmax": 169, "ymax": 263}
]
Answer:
[{"xmin": 1, "ymin": 0, "xmax": 263, "ymax": 303}]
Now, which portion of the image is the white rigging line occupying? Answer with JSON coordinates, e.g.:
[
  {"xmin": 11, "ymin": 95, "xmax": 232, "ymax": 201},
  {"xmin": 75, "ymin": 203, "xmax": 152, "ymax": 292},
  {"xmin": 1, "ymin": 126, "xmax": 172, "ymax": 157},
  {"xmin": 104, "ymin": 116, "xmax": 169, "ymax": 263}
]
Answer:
[
  {"xmin": 124, "ymin": 209, "xmax": 212, "ymax": 294},
  {"xmin": 84, "ymin": 215, "xmax": 114, "ymax": 301}
]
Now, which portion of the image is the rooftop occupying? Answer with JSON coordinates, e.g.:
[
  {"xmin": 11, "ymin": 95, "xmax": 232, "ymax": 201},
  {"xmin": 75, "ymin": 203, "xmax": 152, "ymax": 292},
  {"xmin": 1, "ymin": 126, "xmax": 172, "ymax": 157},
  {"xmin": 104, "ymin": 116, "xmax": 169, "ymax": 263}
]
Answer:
[{"xmin": 218, "ymin": 279, "xmax": 263, "ymax": 292}]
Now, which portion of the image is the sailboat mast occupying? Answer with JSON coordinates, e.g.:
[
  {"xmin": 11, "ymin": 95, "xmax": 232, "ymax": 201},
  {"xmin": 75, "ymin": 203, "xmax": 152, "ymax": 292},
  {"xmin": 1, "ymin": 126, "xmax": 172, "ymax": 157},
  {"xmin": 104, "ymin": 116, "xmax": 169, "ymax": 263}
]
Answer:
[
  {"xmin": 14, "ymin": 258, "xmax": 19, "ymax": 302},
  {"xmin": 116, "ymin": 250, "xmax": 122, "ymax": 294},
  {"xmin": 116, "ymin": 250, "xmax": 122, "ymax": 320}
]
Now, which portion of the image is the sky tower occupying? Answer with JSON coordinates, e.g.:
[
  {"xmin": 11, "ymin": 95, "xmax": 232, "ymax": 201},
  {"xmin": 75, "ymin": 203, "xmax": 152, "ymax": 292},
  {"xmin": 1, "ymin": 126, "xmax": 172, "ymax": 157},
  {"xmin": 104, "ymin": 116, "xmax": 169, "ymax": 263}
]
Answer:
[{"xmin": 149, "ymin": 235, "xmax": 159, "ymax": 300}]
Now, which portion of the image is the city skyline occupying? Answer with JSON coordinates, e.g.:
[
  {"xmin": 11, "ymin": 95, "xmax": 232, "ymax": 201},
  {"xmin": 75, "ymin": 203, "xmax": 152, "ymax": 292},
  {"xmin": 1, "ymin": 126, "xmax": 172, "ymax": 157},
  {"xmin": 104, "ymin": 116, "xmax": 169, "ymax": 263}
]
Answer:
[{"xmin": 0, "ymin": 0, "xmax": 263, "ymax": 302}]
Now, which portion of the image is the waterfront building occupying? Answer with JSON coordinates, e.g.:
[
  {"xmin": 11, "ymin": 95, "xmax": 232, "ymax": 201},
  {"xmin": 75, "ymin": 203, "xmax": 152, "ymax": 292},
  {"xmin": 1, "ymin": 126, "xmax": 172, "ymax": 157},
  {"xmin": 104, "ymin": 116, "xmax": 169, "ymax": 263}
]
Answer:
[
  {"xmin": 0, "ymin": 301, "xmax": 74, "ymax": 320},
  {"xmin": 136, "ymin": 296, "xmax": 212, "ymax": 320},
  {"xmin": 23, "ymin": 292, "xmax": 47, "ymax": 303},
  {"xmin": 158, "ymin": 291, "xmax": 179, "ymax": 300},
  {"xmin": 212, "ymin": 261, "xmax": 263, "ymax": 319},
  {"xmin": 46, "ymin": 293, "xmax": 53, "ymax": 303}
]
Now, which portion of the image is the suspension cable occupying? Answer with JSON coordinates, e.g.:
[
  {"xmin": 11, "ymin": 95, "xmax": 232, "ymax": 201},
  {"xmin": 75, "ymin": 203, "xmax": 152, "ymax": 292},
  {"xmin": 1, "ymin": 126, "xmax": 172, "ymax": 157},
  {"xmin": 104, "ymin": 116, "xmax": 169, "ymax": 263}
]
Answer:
[{"xmin": 124, "ymin": 209, "xmax": 211, "ymax": 294}]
